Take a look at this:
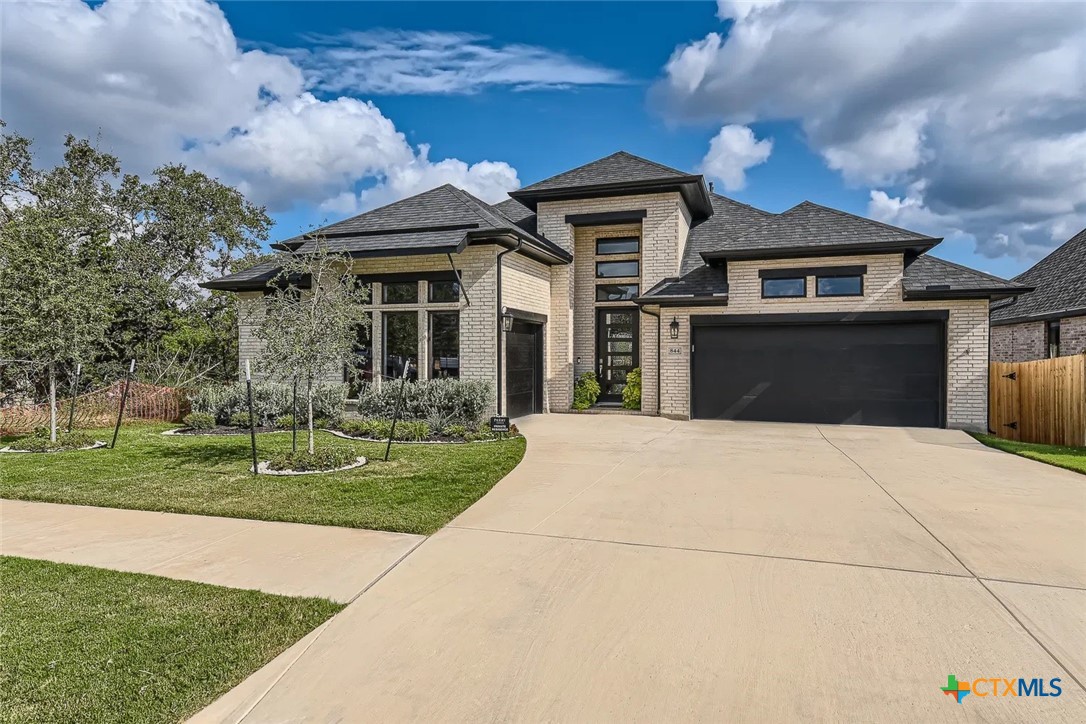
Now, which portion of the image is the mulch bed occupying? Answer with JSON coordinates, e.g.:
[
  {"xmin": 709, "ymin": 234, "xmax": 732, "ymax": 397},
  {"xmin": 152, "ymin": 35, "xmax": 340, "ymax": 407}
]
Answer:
[{"xmin": 164, "ymin": 426, "xmax": 284, "ymax": 436}]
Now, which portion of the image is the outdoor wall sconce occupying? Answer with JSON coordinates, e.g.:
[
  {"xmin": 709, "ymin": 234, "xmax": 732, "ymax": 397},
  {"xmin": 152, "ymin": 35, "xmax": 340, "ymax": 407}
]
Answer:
[
  {"xmin": 501, "ymin": 306, "xmax": 515, "ymax": 332},
  {"xmin": 669, "ymin": 317, "xmax": 680, "ymax": 339}
]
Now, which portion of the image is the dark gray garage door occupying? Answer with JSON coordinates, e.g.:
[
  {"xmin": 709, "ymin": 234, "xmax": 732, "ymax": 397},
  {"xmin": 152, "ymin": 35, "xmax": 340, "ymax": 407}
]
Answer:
[
  {"xmin": 691, "ymin": 319, "xmax": 944, "ymax": 427},
  {"xmin": 506, "ymin": 321, "xmax": 543, "ymax": 418}
]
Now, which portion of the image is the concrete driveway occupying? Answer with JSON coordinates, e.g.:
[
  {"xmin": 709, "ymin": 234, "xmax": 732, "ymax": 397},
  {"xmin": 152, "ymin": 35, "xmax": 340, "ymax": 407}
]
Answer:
[{"xmin": 198, "ymin": 415, "xmax": 1086, "ymax": 723}]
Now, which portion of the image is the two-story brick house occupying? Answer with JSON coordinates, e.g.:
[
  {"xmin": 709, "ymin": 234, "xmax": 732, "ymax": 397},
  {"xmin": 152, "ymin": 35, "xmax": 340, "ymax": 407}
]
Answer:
[{"xmin": 203, "ymin": 151, "xmax": 1029, "ymax": 431}]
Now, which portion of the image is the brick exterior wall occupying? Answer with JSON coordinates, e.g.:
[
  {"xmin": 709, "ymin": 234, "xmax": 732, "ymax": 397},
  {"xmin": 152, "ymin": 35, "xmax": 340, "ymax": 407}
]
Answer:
[
  {"xmin": 237, "ymin": 246, "xmax": 504, "ymax": 415},
  {"xmin": 1063, "ymin": 315, "xmax": 1086, "ymax": 357},
  {"xmin": 989, "ymin": 321, "xmax": 1046, "ymax": 362},
  {"xmin": 500, "ymin": 252, "xmax": 551, "ymax": 411},
  {"xmin": 652, "ymin": 253, "xmax": 991, "ymax": 431},
  {"xmin": 991, "ymin": 315, "xmax": 1086, "ymax": 362},
  {"xmin": 537, "ymin": 192, "xmax": 690, "ymax": 412}
]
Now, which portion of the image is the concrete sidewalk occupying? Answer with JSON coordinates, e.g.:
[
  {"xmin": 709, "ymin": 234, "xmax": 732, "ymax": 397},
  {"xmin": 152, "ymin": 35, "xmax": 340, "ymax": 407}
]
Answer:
[{"xmin": 0, "ymin": 499, "xmax": 423, "ymax": 602}]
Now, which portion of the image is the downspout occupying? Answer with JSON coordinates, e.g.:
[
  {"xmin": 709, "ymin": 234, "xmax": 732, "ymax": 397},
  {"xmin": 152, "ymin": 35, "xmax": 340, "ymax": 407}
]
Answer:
[
  {"xmin": 640, "ymin": 306, "xmax": 662, "ymax": 416},
  {"xmin": 495, "ymin": 239, "xmax": 523, "ymax": 416}
]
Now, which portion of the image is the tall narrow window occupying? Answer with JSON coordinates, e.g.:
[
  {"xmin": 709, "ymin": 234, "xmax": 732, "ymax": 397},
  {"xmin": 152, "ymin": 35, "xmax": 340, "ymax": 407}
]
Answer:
[
  {"xmin": 430, "ymin": 312, "xmax": 460, "ymax": 379},
  {"xmin": 383, "ymin": 312, "xmax": 418, "ymax": 381},
  {"xmin": 1046, "ymin": 319, "xmax": 1061, "ymax": 358},
  {"xmin": 343, "ymin": 313, "xmax": 373, "ymax": 394}
]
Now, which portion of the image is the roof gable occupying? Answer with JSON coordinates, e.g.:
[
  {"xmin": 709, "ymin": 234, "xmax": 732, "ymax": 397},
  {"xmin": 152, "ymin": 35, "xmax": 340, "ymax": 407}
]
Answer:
[
  {"xmin": 991, "ymin": 228, "xmax": 1086, "ymax": 322},
  {"xmin": 902, "ymin": 254, "xmax": 1028, "ymax": 300},
  {"xmin": 681, "ymin": 193, "xmax": 776, "ymax": 274},
  {"xmin": 516, "ymin": 151, "xmax": 689, "ymax": 193}
]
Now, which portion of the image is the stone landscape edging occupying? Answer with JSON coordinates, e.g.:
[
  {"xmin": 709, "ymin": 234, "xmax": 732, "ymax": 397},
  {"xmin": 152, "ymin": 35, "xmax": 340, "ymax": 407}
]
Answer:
[{"xmin": 321, "ymin": 428, "xmax": 506, "ymax": 445}]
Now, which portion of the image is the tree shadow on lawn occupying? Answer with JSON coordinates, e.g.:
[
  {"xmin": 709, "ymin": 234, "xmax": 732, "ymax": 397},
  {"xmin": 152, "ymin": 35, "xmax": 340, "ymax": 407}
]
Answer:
[{"xmin": 150, "ymin": 433, "xmax": 370, "ymax": 472}]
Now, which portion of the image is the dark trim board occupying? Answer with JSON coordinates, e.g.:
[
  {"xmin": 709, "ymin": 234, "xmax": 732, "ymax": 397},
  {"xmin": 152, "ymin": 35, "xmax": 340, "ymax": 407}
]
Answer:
[
  {"xmin": 354, "ymin": 271, "xmax": 457, "ymax": 284},
  {"xmin": 701, "ymin": 239, "xmax": 939, "ymax": 263},
  {"xmin": 990, "ymin": 307, "xmax": 1086, "ymax": 326},
  {"xmin": 565, "ymin": 210, "xmax": 647, "ymax": 226},
  {"xmin": 690, "ymin": 310, "xmax": 950, "ymax": 326},
  {"xmin": 759, "ymin": 265, "xmax": 867, "ymax": 279},
  {"xmin": 503, "ymin": 306, "xmax": 548, "ymax": 324}
]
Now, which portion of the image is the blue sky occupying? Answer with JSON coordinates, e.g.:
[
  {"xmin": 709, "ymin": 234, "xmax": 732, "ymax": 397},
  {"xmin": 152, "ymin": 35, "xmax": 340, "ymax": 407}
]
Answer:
[{"xmin": 5, "ymin": 1, "xmax": 1084, "ymax": 278}]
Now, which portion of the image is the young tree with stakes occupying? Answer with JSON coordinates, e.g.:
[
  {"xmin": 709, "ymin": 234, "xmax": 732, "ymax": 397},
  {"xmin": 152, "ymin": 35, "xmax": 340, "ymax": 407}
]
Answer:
[{"xmin": 252, "ymin": 237, "xmax": 369, "ymax": 454}]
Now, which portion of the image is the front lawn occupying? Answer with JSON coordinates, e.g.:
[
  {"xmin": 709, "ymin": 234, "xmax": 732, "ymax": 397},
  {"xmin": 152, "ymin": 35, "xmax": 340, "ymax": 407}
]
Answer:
[
  {"xmin": 0, "ymin": 556, "xmax": 342, "ymax": 724},
  {"xmin": 972, "ymin": 433, "xmax": 1086, "ymax": 475},
  {"xmin": 0, "ymin": 424, "xmax": 525, "ymax": 534}
]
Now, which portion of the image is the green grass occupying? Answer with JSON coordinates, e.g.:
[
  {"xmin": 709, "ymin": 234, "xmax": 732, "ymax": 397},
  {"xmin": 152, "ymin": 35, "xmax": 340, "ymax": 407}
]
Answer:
[
  {"xmin": 972, "ymin": 433, "xmax": 1086, "ymax": 475},
  {"xmin": 0, "ymin": 556, "xmax": 342, "ymax": 724},
  {"xmin": 0, "ymin": 424, "xmax": 525, "ymax": 534}
]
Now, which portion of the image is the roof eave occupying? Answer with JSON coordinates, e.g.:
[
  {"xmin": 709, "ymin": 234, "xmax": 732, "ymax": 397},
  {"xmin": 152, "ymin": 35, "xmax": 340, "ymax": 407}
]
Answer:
[
  {"xmin": 991, "ymin": 304, "xmax": 1086, "ymax": 326},
  {"xmin": 701, "ymin": 239, "xmax": 941, "ymax": 263},
  {"xmin": 510, "ymin": 176, "xmax": 713, "ymax": 220},
  {"xmin": 904, "ymin": 287, "xmax": 1031, "ymax": 302},
  {"xmin": 635, "ymin": 295, "xmax": 729, "ymax": 307}
]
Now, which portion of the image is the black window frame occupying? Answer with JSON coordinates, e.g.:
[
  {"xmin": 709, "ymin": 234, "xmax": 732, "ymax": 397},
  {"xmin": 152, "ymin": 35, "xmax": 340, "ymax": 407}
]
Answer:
[
  {"xmin": 1046, "ymin": 319, "xmax": 1061, "ymax": 358},
  {"xmin": 815, "ymin": 274, "xmax": 864, "ymax": 298},
  {"xmin": 382, "ymin": 311, "xmax": 418, "ymax": 381},
  {"xmin": 382, "ymin": 281, "xmax": 418, "ymax": 305},
  {"xmin": 429, "ymin": 311, "xmax": 460, "ymax": 379},
  {"xmin": 596, "ymin": 260, "xmax": 640, "ymax": 279},
  {"xmin": 595, "ymin": 283, "xmax": 640, "ymax": 302},
  {"xmin": 761, "ymin": 277, "xmax": 807, "ymax": 299},
  {"xmin": 428, "ymin": 279, "xmax": 460, "ymax": 303},
  {"xmin": 595, "ymin": 237, "xmax": 640, "ymax": 256}
]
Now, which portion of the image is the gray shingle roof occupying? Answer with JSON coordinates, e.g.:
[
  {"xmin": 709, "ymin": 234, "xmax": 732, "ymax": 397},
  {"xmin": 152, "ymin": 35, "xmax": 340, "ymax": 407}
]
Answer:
[
  {"xmin": 516, "ymin": 151, "xmax": 690, "ymax": 193},
  {"xmin": 902, "ymin": 254, "xmax": 1028, "ymax": 298},
  {"xmin": 285, "ymin": 184, "xmax": 569, "ymax": 262},
  {"xmin": 201, "ymin": 258, "xmax": 289, "ymax": 291},
  {"xmin": 681, "ymin": 193, "xmax": 776, "ymax": 274},
  {"xmin": 702, "ymin": 201, "xmax": 939, "ymax": 260},
  {"xmin": 990, "ymin": 228, "xmax": 1086, "ymax": 323},
  {"xmin": 493, "ymin": 197, "xmax": 537, "ymax": 236},
  {"xmin": 639, "ymin": 264, "xmax": 729, "ymax": 301}
]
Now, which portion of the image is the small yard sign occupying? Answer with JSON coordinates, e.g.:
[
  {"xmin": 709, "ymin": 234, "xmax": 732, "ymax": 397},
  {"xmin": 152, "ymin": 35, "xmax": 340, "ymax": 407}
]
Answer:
[{"xmin": 490, "ymin": 416, "xmax": 510, "ymax": 433}]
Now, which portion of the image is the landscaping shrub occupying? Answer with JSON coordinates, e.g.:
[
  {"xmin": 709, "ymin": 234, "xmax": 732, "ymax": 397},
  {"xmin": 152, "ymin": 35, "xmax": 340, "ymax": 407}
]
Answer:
[
  {"xmin": 355, "ymin": 378, "xmax": 491, "ymax": 427},
  {"xmin": 368, "ymin": 419, "xmax": 393, "ymax": 440},
  {"xmin": 274, "ymin": 414, "xmax": 295, "ymax": 429},
  {"xmin": 442, "ymin": 424, "xmax": 468, "ymax": 439},
  {"xmin": 572, "ymin": 372, "xmax": 600, "ymax": 410},
  {"xmin": 9, "ymin": 431, "xmax": 97, "ymax": 452},
  {"xmin": 336, "ymin": 419, "xmax": 372, "ymax": 437},
  {"xmin": 182, "ymin": 412, "xmax": 216, "ymax": 430},
  {"xmin": 228, "ymin": 411, "xmax": 253, "ymax": 428},
  {"xmin": 395, "ymin": 420, "xmax": 429, "ymax": 442},
  {"xmin": 622, "ymin": 367, "xmax": 642, "ymax": 410},
  {"xmin": 265, "ymin": 447, "xmax": 361, "ymax": 472},
  {"xmin": 189, "ymin": 382, "xmax": 346, "ymax": 426}
]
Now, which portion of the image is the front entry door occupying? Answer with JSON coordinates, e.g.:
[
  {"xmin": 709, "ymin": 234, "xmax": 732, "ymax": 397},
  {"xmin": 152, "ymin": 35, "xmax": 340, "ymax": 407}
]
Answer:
[{"xmin": 596, "ymin": 308, "xmax": 639, "ymax": 403}]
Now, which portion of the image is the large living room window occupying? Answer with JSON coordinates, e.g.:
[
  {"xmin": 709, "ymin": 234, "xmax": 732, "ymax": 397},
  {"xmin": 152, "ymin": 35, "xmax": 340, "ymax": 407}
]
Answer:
[
  {"xmin": 383, "ymin": 281, "xmax": 418, "ymax": 304},
  {"xmin": 761, "ymin": 277, "xmax": 806, "ymax": 298},
  {"xmin": 596, "ymin": 260, "xmax": 639, "ymax": 278},
  {"xmin": 383, "ymin": 312, "xmax": 418, "ymax": 380},
  {"xmin": 430, "ymin": 312, "xmax": 460, "ymax": 379},
  {"xmin": 343, "ymin": 313, "xmax": 373, "ymax": 394}
]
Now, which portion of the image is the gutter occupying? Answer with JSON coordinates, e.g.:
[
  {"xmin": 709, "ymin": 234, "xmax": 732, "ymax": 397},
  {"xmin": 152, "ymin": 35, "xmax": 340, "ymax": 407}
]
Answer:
[{"xmin": 495, "ymin": 239, "xmax": 523, "ymax": 416}]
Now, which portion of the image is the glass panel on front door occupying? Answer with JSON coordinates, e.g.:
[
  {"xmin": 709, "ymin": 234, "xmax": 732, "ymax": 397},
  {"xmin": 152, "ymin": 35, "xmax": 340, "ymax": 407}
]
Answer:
[{"xmin": 597, "ymin": 309, "xmax": 638, "ymax": 402}]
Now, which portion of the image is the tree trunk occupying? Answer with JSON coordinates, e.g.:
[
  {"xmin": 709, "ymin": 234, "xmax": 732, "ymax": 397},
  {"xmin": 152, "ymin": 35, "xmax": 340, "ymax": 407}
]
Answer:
[
  {"xmin": 307, "ymin": 375, "xmax": 315, "ymax": 455},
  {"xmin": 49, "ymin": 362, "xmax": 58, "ymax": 442}
]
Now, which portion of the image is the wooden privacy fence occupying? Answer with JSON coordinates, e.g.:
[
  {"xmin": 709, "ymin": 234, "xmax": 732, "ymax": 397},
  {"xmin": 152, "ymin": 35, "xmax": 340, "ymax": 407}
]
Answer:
[
  {"xmin": 0, "ymin": 381, "xmax": 191, "ymax": 435},
  {"xmin": 989, "ymin": 354, "xmax": 1086, "ymax": 447}
]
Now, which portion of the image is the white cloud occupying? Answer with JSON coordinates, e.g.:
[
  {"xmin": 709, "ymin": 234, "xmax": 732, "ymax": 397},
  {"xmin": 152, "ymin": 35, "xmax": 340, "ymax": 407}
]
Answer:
[
  {"xmin": 653, "ymin": 0, "xmax": 1086, "ymax": 261},
  {"xmin": 0, "ymin": 0, "xmax": 524, "ymax": 213},
  {"xmin": 699, "ymin": 125, "xmax": 772, "ymax": 191},
  {"xmin": 282, "ymin": 29, "xmax": 628, "ymax": 95}
]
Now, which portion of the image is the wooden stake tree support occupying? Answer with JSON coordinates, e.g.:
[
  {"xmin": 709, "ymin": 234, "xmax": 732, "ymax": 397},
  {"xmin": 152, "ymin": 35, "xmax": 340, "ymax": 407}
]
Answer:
[
  {"xmin": 246, "ymin": 360, "xmax": 259, "ymax": 475},
  {"xmin": 110, "ymin": 359, "xmax": 135, "ymax": 449}
]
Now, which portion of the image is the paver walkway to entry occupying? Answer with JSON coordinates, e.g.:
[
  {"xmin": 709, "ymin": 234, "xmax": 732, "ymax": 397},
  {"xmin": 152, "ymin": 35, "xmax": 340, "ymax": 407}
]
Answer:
[{"xmin": 0, "ymin": 500, "xmax": 422, "ymax": 603}]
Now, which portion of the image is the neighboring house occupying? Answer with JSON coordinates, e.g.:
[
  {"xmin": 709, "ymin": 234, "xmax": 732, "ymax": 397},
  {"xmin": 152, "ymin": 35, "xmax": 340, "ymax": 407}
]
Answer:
[
  {"xmin": 203, "ymin": 151, "xmax": 1029, "ymax": 431},
  {"xmin": 989, "ymin": 229, "xmax": 1086, "ymax": 362}
]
